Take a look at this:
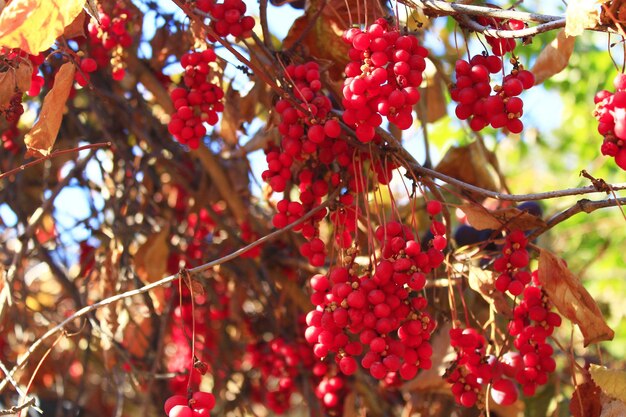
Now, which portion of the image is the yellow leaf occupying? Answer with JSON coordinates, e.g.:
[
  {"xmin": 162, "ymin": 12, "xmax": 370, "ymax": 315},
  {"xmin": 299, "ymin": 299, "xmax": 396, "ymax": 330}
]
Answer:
[
  {"xmin": 531, "ymin": 29, "xmax": 576, "ymax": 85},
  {"xmin": 565, "ymin": 0, "xmax": 608, "ymax": 37},
  {"xmin": 590, "ymin": 364, "xmax": 626, "ymax": 403},
  {"xmin": 538, "ymin": 249, "xmax": 614, "ymax": 346},
  {"xmin": 24, "ymin": 61, "xmax": 75, "ymax": 157},
  {"xmin": 0, "ymin": 0, "xmax": 87, "ymax": 54}
]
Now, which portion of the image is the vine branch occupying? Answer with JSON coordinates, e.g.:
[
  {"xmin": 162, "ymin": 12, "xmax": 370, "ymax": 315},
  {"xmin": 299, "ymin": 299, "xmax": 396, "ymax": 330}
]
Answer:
[{"xmin": 0, "ymin": 189, "xmax": 340, "ymax": 394}]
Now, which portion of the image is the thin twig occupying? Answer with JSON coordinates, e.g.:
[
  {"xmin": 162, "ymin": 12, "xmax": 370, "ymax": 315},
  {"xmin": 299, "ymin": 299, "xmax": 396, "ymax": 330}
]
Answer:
[
  {"xmin": 0, "ymin": 142, "xmax": 111, "ymax": 180},
  {"xmin": 528, "ymin": 197, "xmax": 626, "ymax": 239}
]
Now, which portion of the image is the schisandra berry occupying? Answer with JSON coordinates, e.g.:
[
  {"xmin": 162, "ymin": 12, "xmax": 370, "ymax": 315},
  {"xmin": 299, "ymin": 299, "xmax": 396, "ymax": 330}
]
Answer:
[
  {"xmin": 451, "ymin": 54, "xmax": 533, "ymax": 134},
  {"xmin": 168, "ymin": 49, "xmax": 223, "ymax": 149},
  {"xmin": 594, "ymin": 73, "xmax": 626, "ymax": 170},
  {"xmin": 196, "ymin": 0, "xmax": 255, "ymax": 38},
  {"xmin": 341, "ymin": 18, "xmax": 427, "ymax": 141}
]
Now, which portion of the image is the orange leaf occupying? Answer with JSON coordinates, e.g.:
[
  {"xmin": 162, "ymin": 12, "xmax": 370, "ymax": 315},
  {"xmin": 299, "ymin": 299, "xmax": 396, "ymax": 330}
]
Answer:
[
  {"xmin": 24, "ymin": 62, "xmax": 75, "ymax": 157},
  {"xmin": 531, "ymin": 29, "xmax": 576, "ymax": 85},
  {"xmin": 460, "ymin": 204, "xmax": 546, "ymax": 231},
  {"xmin": 538, "ymin": 249, "xmax": 614, "ymax": 346},
  {"xmin": 0, "ymin": 0, "xmax": 86, "ymax": 54}
]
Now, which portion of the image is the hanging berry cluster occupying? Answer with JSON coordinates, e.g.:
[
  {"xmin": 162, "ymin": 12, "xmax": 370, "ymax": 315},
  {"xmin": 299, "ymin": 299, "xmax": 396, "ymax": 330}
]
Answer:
[
  {"xmin": 594, "ymin": 73, "xmax": 626, "ymax": 170},
  {"xmin": 195, "ymin": 0, "xmax": 256, "ymax": 38},
  {"xmin": 87, "ymin": 5, "xmax": 133, "ymax": 81},
  {"xmin": 451, "ymin": 55, "xmax": 534, "ymax": 133},
  {"xmin": 168, "ymin": 49, "xmax": 224, "ymax": 149},
  {"xmin": 446, "ymin": 230, "xmax": 561, "ymax": 409},
  {"xmin": 342, "ymin": 18, "xmax": 427, "ymax": 141},
  {"xmin": 305, "ymin": 203, "xmax": 447, "ymax": 381}
]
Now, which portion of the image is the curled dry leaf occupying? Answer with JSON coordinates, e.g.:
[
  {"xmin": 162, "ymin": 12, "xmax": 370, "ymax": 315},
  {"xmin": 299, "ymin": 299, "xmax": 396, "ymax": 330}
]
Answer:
[
  {"xmin": 565, "ymin": 0, "xmax": 609, "ymax": 37},
  {"xmin": 435, "ymin": 141, "xmax": 498, "ymax": 193},
  {"xmin": 14, "ymin": 57, "xmax": 33, "ymax": 92},
  {"xmin": 590, "ymin": 364, "xmax": 626, "ymax": 403},
  {"xmin": 538, "ymin": 249, "xmax": 614, "ymax": 346},
  {"xmin": 467, "ymin": 266, "xmax": 513, "ymax": 316},
  {"xmin": 0, "ymin": 57, "xmax": 32, "ymax": 107},
  {"xmin": 460, "ymin": 204, "xmax": 547, "ymax": 231},
  {"xmin": 531, "ymin": 29, "xmax": 576, "ymax": 85},
  {"xmin": 0, "ymin": 0, "xmax": 86, "ymax": 54},
  {"xmin": 24, "ymin": 62, "xmax": 75, "ymax": 158}
]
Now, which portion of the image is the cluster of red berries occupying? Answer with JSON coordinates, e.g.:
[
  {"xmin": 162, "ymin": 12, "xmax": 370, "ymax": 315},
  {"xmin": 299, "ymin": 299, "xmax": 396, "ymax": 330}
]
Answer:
[
  {"xmin": 164, "ymin": 391, "xmax": 216, "ymax": 417},
  {"xmin": 305, "ymin": 214, "xmax": 446, "ymax": 381},
  {"xmin": 313, "ymin": 370, "xmax": 347, "ymax": 411},
  {"xmin": 244, "ymin": 338, "xmax": 314, "ymax": 414},
  {"xmin": 594, "ymin": 73, "xmax": 626, "ymax": 170},
  {"xmin": 195, "ymin": 0, "xmax": 255, "ymax": 38},
  {"xmin": 493, "ymin": 230, "xmax": 531, "ymax": 296},
  {"xmin": 1, "ymin": 122, "xmax": 20, "ymax": 154},
  {"xmin": 168, "ymin": 49, "xmax": 224, "ymax": 149},
  {"xmin": 508, "ymin": 279, "xmax": 561, "ymax": 396},
  {"xmin": 447, "ymin": 259, "xmax": 561, "ymax": 408},
  {"xmin": 451, "ymin": 55, "xmax": 534, "ymax": 133},
  {"xmin": 341, "ymin": 18, "xmax": 427, "ymax": 140},
  {"xmin": 87, "ymin": 6, "xmax": 131, "ymax": 80},
  {"xmin": 476, "ymin": 16, "xmax": 525, "ymax": 56},
  {"xmin": 1, "ymin": 92, "xmax": 24, "ymax": 122}
]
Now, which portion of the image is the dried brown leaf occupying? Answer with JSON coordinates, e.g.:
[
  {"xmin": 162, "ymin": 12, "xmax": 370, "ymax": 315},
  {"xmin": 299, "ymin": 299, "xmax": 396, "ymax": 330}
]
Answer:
[
  {"xmin": 62, "ymin": 9, "xmax": 86, "ymax": 39},
  {"xmin": 24, "ymin": 62, "xmax": 75, "ymax": 157},
  {"xmin": 565, "ymin": 0, "xmax": 608, "ymax": 37},
  {"xmin": 221, "ymin": 85, "xmax": 242, "ymax": 145},
  {"xmin": 283, "ymin": 0, "xmax": 383, "ymax": 81},
  {"xmin": 570, "ymin": 380, "xmax": 602, "ymax": 417},
  {"xmin": 423, "ymin": 59, "xmax": 446, "ymax": 123},
  {"xmin": 134, "ymin": 228, "xmax": 169, "ymax": 312},
  {"xmin": 590, "ymin": 364, "xmax": 626, "ymax": 403},
  {"xmin": 14, "ymin": 57, "xmax": 33, "ymax": 92},
  {"xmin": 531, "ymin": 29, "xmax": 576, "ymax": 85},
  {"xmin": 435, "ymin": 141, "xmax": 498, "ymax": 193},
  {"xmin": 467, "ymin": 266, "xmax": 512, "ymax": 316},
  {"xmin": 538, "ymin": 249, "xmax": 614, "ymax": 346},
  {"xmin": 599, "ymin": 397, "xmax": 626, "ymax": 417},
  {"xmin": 0, "ymin": 70, "xmax": 16, "ymax": 107},
  {"xmin": 460, "ymin": 204, "xmax": 547, "ymax": 231}
]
